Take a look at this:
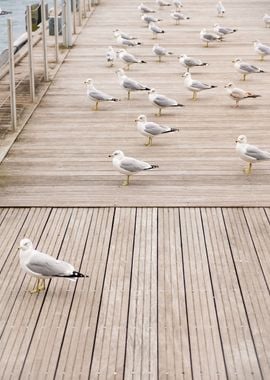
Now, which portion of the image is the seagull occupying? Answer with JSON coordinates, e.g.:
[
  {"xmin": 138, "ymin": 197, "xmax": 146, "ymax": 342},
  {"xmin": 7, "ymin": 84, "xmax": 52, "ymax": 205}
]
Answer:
[
  {"xmin": 106, "ymin": 46, "xmax": 117, "ymax": 67},
  {"xmin": 19, "ymin": 238, "xmax": 88, "ymax": 293},
  {"xmin": 149, "ymin": 22, "xmax": 165, "ymax": 38},
  {"xmin": 113, "ymin": 29, "xmax": 137, "ymax": 40},
  {"xmin": 153, "ymin": 44, "xmax": 173, "ymax": 62},
  {"xmin": 254, "ymin": 40, "xmax": 270, "ymax": 61},
  {"xmin": 182, "ymin": 72, "xmax": 217, "ymax": 100},
  {"xmin": 178, "ymin": 54, "xmax": 208, "ymax": 72},
  {"xmin": 235, "ymin": 135, "xmax": 270, "ymax": 175},
  {"xmin": 213, "ymin": 23, "xmax": 237, "ymax": 37},
  {"xmin": 148, "ymin": 88, "xmax": 184, "ymax": 116},
  {"xmin": 116, "ymin": 68, "xmax": 151, "ymax": 100},
  {"xmin": 200, "ymin": 29, "xmax": 222, "ymax": 47},
  {"xmin": 263, "ymin": 14, "xmax": 270, "ymax": 28},
  {"xmin": 114, "ymin": 30, "xmax": 141, "ymax": 47},
  {"xmin": 170, "ymin": 11, "xmax": 190, "ymax": 24},
  {"xmin": 117, "ymin": 49, "xmax": 146, "ymax": 70},
  {"xmin": 233, "ymin": 58, "xmax": 264, "ymax": 81},
  {"xmin": 156, "ymin": 0, "xmax": 172, "ymax": 8},
  {"xmin": 135, "ymin": 114, "xmax": 179, "ymax": 146},
  {"xmin": 173, "ymin": 0, "xmax": 183, "ymax": 9},
  {"xmin": 108, "ymin": 150, "xmax": 159, "ymax": 186},
  {"xmin": 141, "ymin": 14, "xmax": 162, "ymax": 25},
  {"xmin": 138, "ymin": 3, "xmax": 156, "ymax": 13},
  {"xmin": 216, "ymin": 1, "xmax": 225, "ymax": 17},
  {"xmin": 224, "ymin": 82, "xmax": 261, "ymax": 107},
  {"xmin": 84, "ymin": 78, "xmax": 119, "ymax": 110}
]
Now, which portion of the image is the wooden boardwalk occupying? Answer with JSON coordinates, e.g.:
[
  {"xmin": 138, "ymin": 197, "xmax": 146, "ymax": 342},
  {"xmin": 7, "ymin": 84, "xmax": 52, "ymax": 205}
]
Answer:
[
  {"xmin": 1, "ymin": 0, "xmax": 270, "ymax": 379},
  {"xmin": 0, "ymin": 207, "xmax": 270, "ymax": 379},
  {"xmin": 0, "ymin": 0, "xmax": 270, "ymax": 206}
]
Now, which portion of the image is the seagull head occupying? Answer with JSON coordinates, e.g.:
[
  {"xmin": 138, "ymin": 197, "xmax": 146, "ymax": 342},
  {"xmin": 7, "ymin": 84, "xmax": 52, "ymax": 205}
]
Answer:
[
  {"xmin": 224, "ymin": 82, "xmax": 234, "ymax": 88},
  {"xmin": 115, "ymin": 68, "xmax": 125, "ymax": 76},
  {"xmin": 232, "ymin": 57, "xmax": 241, "ymax": 63},
  {"xmin": 182, "ymin": 72, "xmax": 191, "ymax": 78},
  {"xmin": 135, "ymin": 114, "xmax": 147, "ymax": 122},
  {"xmin": 19, "ymin": 238, "xmax": 33, "ymax": 251},
  {"xmin": 108, "ymin": 150, "xmax": 124, "ymax": 158},
  {"xmin": 235, "ymin": 135, "xmax": 247, "ymax": 144},
  {"xmin": 84, "ymin": 78, "xmax": 92, "ymax": 85}
]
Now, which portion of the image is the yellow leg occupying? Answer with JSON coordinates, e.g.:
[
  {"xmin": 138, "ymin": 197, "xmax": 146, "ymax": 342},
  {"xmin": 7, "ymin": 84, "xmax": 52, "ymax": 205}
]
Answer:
[
  {"xmin": 38, "ymin": 279, "xmax": 46, "ymax": 291},
  {"xmin": 144, "ymin": 136, "xmax": 153, "ymax": 146},
  {"xmin": 122, "ymin": 175, "xmax": 130, "ymax": 186},
  {"xmin": 158, "ymin": 56, "xmax": 161, "ymax": 63},
  {"xmin": 192, "ymin": 91, "xmax": 197, "ymax": 100},
  {"xmin": 260, "ymin": 55, "xmax": 264, "ymax": 61},
  {"xmin": 157, "ymin": 108, "xmax": 161, "ymax": 117},
  {"xmin": 30, "ymin": 279, "xmax": 40, "ymax": 294},
  {"xmin": 244, "ymin": 162, "xmax": 252, "ymax": 175},
  {"xmin": 242, "ymin": 74, "xmax": 246, "ymax": 81},
  {"xmin": 92, "ymin": 101, "xmax": 99, "ymax": 111},
  {"xmin": 128, "ymin": 91, "xmax": 131, "ymax": 100}
]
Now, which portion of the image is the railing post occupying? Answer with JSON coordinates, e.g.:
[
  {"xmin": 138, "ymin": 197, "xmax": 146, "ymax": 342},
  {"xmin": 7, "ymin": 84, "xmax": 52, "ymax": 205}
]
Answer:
[
  {"xmin": 54, "ymin": 0, "xmax": 59, "ymax": 63},
  {"xmin": 41, "ymin": 0, "xmax": 49, "ymax": 81},
  {"xmin": 72, "ymin": 0, "xmax": 76, "ymax": 34},
  {"xmin": 7, "ymin": 19, "xmax": 17, "ymax": 131},
  {"xmin": 27, "ymin": 5, "xmax": 35, "ymax": 102},
  {"xmin": 78, "ymin": 0, "xmax": 82, "ymax": 26},
  {"xmin": 62, "ymin": 0, "xmax": 73, "ymax": 47}
]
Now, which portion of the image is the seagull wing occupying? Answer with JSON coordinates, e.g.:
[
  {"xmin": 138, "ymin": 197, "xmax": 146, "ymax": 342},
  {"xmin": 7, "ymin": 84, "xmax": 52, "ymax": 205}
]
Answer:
[{"xmin": 27, "ymin": 251, "xmax": 74, "ymax": 277}]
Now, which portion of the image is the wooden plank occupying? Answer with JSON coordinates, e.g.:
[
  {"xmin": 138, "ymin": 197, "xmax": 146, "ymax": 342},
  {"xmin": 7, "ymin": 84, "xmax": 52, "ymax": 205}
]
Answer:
[
  {"xmin": 201, "ymin": 208, "xmax": 262, "ymax": 378},
  {"xmin": 125, "ymin": 208, "xmax": 158, "ymax": 379},
  {"xmin": 90, "ymin": 208, "xmax": 136, "ymax": 379},
  {"xmin": 222, "ymin": 208, "xmax": 270, "ymax": 379},
  {"xmin": 55, "ymin": 207, "xmax": 115, "ymax": 378},
  {"xmin": 158, "ymin": 208, "xmax": 192, "ymax": 379},
  {"xmin": 180, "ymin": 208, "xmax": 226, "ymax": 378}
]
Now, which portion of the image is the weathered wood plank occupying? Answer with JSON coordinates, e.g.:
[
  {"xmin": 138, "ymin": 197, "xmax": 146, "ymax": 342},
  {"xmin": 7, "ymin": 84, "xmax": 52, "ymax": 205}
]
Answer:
[{"xmin": 125, "ymin": 208, "xmax": 158, "ymax": 379}]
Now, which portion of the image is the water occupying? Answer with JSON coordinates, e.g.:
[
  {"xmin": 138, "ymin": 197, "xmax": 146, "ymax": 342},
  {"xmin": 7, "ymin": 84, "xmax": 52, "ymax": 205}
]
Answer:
[{"xmin": 0, "ymin": 0, "xmax": 52, "ymax": 53}]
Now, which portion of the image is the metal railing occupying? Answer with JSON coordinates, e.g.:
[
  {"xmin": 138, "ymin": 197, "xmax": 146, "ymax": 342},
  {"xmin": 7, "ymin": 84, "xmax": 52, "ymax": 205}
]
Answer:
[{"xmin": 1, "ymin": 0, "xmax": 94, "ymax": 132}]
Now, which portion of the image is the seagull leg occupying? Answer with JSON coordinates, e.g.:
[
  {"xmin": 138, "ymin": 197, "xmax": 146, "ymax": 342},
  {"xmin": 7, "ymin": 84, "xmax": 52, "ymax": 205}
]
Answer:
[
  {"xmin": 144, "ymin": 136, "xmax": 152, "ymax": 146},
  {"xmin": 38, "ymin": 279, "xmax": 46, "ymax": 292},
  {"xmin": 93, "ymin": 101, "xmax": 99, "ymax": 111},
  {"xmin": 122, "ymin": 175, "xmax": 130, "ymax": 186},
  {"xmin": 158, "ymin": 56, "xmax": 161, "ymax": 63},
  {"xmin": 192, "ymin": 91, "xmax": 197, "ymax": 100},
  {"xmin": 244, "ymin": 162, "xmax": 252, "ymax": 175},
  {"xmin": 242, "ymin": 74, "xmax": 246, "ymax": 81},
  {"xmin": 205, "ymin": 41, "xmax": 209, "ymax": 47},
  {"xmin": 127, "ymin": 90, "xmax": 131, "ymax": 100},
  {"xmin": 260, "ymin": 55, "xmax": 264, "ymax": 61},
  {"xmin": 157, "ymin": 108, "xmax": 162, "ymax": 117},
  {"xmin": 30, "ymin": 279, "xmax": 40, "ymax": 294}
]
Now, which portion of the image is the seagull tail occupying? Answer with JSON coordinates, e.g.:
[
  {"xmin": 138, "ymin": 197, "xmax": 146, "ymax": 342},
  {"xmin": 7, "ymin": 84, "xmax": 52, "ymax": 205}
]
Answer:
[
  {"xmin": 140, "ymin": 60, "xmax": 147, "ymax": 63},
  {"xmin": 246, "ymin": 94, "xmax": 261, "ymax": 99},
  {"xmin": 111, "ymin": 98, "xmax": 120, "ymax": 102},
  {"xmin": 200, "ymin": 62, "xmax": 208, "ymax": 66},
  {"xmin": 162, "ymin": 128, "xmax": 180, "ymax": 134},
  {"xmin": 175, "ymin": 103, "xmax": 184, "ymax": 107},
  {"xmin": 150, "ymin": 164, "xmax": 159, "ymax": 169},
  {"xmin": 61, "ymin": 271, "xmax": 89, "ymax": 279}
]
